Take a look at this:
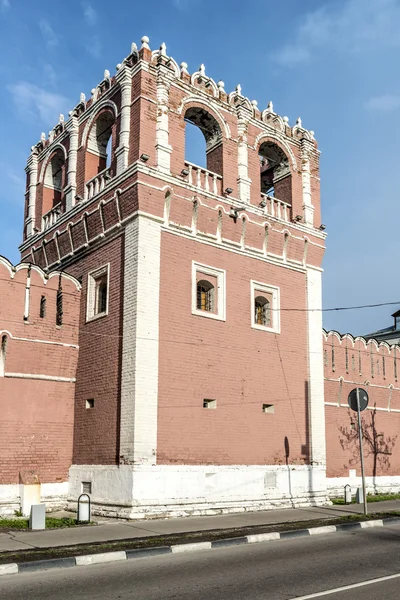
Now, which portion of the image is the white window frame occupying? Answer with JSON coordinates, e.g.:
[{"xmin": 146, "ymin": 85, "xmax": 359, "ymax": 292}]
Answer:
[
  {"xmin": 192, "ymin": 261, "xmax": 226, "ymax": 321},
  {"xmin": 250, "ymin": 280, "xmax": 280, "ymax": 333},
  {"xmin": 86, "ymin": 263, "xmax": 110, "ymax": 323}
]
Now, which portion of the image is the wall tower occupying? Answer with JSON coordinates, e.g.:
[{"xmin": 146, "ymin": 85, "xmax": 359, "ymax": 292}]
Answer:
[{"xmin": 19, "ymin": 37, "xmax": 327, "ymax": 517}]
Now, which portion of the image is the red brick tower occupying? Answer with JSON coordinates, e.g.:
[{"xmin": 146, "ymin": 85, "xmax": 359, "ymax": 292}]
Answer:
[{"xmin": 20, "ymin": 37, "xmax": 328, "ymax": 517}]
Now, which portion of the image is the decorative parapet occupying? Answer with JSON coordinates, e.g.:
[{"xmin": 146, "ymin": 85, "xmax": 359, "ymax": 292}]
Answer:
[{"xmin": 29, "ymin": 36, "xmax": 318, "ymax": 162}]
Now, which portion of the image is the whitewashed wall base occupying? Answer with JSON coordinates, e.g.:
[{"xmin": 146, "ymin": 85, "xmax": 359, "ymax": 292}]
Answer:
[
  {"xmin": 68, "ymin": 464, "xmax": 330, "ymax": 519},
  {"xmin": 0, "ymin": 482, "xmax": 69, "ymax": 516},
  {"xmin": 327, "ymin": 476, "xmax": 400, "ymax": 498}
]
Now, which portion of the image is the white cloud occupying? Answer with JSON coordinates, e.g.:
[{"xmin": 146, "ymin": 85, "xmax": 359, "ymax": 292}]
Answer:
[
  {"xmin": 83, "ymin": 3, "xmax": 97, "ymax": 26},
  {"xmin": 1, "ymin": 0, "xmax": 10, "ymax": 12},
  {"xmin": 39, "ymin": 19, "xmax": 59, "ymax": 49},
  {"xmin": 271, "ymin": 0, "xmax": 400, "ymax": 67},
  {"xmin": 7, "ymin": 82, "xmax": 69, "ymax": 126},
  {"xmin": 365, "ymin": 94, "xmax": 400, "ymax": 111},
  {"xmin": 43, "ymin": 63, "xmax": 57, "ymax": 87},
  {"xmin": 85, "ymin": 35, "xmax": 101, "ymax": 59}
]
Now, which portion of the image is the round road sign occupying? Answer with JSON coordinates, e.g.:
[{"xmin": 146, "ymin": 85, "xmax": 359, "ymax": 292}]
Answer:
[{"xmin": 348, "ymin": 387, "xmax": 369, "ymax": 412}]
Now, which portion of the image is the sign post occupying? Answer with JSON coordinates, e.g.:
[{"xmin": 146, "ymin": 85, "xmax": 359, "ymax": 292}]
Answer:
[{"xmin": 348, "ymin": 387, "xmax": 369, "ymax": 516}]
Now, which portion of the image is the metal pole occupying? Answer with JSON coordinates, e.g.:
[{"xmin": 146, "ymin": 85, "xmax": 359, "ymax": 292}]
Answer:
[{"xmin": 356, "ymin": 387, "xmax": 368, "ymax": 515}]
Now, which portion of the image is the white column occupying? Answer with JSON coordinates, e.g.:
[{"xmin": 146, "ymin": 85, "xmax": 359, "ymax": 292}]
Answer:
[
  {"xmin": 306, "ymin": 266, "xmax": 326, "ymax": 468},
  {"xmin": 301, "ymin": 139, "xmax": 314, "ymax": 226},
  {"xmin": 236, "ymin": 114, "xmax": 251, "ymax": 203},
  {"xmin": 65, "ymin": 115, "xmax": 79, "ymax": 210},
  {"xmin": 155, "ymin": 70, "xmax": 172, "ymax": 174},
  {"xmin": 116, "ymin": 68, "xmax": 132, "ymax": 174},
  {"xmin": 120, "ymin": 215, "xmax": 161, "ymax": 465},
  {"xmin": 25, "ymin": 149, "xmax": 38, "ymax": 237}
]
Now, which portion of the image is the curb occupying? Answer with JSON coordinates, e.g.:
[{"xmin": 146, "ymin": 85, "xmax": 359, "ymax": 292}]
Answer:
[{"xmin": 2, "ymin": 516, "xmax": 399, "ymax": 577}]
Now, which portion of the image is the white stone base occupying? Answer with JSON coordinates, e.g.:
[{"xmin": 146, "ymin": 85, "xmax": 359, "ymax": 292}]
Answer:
[
  {"xmin": 68, "ymin": 464, "xmax": 330, "ymax": 519},
  {"xmin": 0, "ymin": 482, "xmax": 69, "ymax": 516},
  {"xmin": 327, "ymin": 475, "xmax": 400, "ymax": 499}
]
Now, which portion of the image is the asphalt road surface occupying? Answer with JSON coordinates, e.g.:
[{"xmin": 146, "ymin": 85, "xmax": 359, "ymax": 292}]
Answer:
[{"xmin": 1, "ymin": 523, "xmax": 400, "ymax": 600}]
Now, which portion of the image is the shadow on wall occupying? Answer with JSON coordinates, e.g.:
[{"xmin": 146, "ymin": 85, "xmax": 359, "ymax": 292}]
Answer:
[
  {"xmin": 282, "ymin": 380, "xmax": 311, "ymax": 504},
  {"xmin": 338, "ymin": 406, "xmax": 397, "ymax": 487}
]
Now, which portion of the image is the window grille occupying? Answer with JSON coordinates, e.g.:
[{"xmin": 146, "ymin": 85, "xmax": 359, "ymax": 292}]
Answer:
[
  {"xmin": 345, "ymin": 345, "xmax": 349, "ymax": 372},
  {"xmin": 40, "ymin": 295, "xmax": 46, "ymax": 319},
  {"xmin": 254, "ymin": 296, "xmax": 271, "ymax": 327},
  {"xmin": 197, "ymin": 280, "xmax": 214, "ymax": 312},
  {"xmin": 382, "ymin": 356, "xmax": 386, "ymax": 378},
  {"xmin": 81, "ymin": 482, "xmax": 92, "ymax": 494}
]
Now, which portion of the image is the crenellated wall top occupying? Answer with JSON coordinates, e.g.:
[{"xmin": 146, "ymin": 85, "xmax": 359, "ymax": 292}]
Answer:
[
  {"xmin": 323, "ymin": 328, "xmax": 400, "ymax": 353},
  {"xmin": 29, "ymin": 36, "xmax": 318, "ymax": 159}
]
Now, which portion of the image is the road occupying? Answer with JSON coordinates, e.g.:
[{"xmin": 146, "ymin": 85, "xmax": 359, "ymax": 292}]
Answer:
[{"xmin": 1, "ymin": 523, "xmax": 400, "ymax": 599}]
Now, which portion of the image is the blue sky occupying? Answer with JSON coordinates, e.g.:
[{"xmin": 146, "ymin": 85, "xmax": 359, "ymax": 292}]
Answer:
[{"xmin": 0, "ymin": 0, "xmax": 399, "ymax": 335}]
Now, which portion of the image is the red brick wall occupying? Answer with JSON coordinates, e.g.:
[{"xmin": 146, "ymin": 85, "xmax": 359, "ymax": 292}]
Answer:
[
  {"xmin": 0, "ymin": 258, "xmax": 80, "ymax": 485},
  {"xmin": 65, "ymin": 236, "xmax": 124, "ymax": 465},
  {"xmin": 157, "ymin": 231, "xmax": 311, "ymax": 466},
  {"xmin": 324, "ymin": 332, "xmax": 400, "ymax": 478}
]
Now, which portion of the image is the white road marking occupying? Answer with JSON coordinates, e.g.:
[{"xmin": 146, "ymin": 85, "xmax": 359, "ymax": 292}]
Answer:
[{"xmin": 286, "ymin": 572, "xmax": 400, "ymax": 599}]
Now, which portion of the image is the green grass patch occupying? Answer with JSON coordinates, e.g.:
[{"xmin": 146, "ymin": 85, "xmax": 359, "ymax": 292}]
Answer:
[
  {"xmin": 332, "ymin": 493, "xmax": 400, "ymax": 505},
  {"xmin": 0, "ymin": 517, "xmax": 86, "ymax": 531}
]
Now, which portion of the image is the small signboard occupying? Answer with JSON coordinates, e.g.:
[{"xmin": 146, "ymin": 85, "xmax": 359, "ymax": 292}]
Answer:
[{"xmin": 348, "ymin": 388, "xmax": 369, "ymax": 412}]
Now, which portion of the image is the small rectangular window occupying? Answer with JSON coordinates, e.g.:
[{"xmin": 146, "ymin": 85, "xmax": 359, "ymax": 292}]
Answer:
[
  {"xmin": 262, "ymin": 404, "xmax": 275, "ymax": 414},
  {"xmin": 203, "ymin": 399, "xmax": 217, "ymax": 409},
  {"xmin": 86, "ymin": 399, "xmax": 95, "ymax": 409},
  {"xmin": 86, "ymin": 264, "xmax": 110, "ymax": 322},
  {"xmin": 56, "ymin": 288, "xmax": 63, "ymax": 326},
  {"xmin": 81, "ymin": 482, "xmax": 92, "ymax": 494},
  {"xmin": 251, "ymin": 281, "xmax": 280, "ymax": 333},
  {"xmin": 192, "ymin": 262, "xmax": 226, "ymax": 321},
  {"xmin": 40, "ymin": 295, "xmax": 46, "ymax": 318}
]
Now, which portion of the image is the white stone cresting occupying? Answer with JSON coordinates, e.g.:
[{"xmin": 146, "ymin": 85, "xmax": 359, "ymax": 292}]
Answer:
[
  {"xmin": 67, "ymin": 464, "xmax": 329, "ymax": 519},
  {"xmin": 155, "ymin": 70, "xmax": 172, "ymax": 173},
  {"xmin": 120, "ymin": 216, "xmax": 161, "ymax": 465},
  {"xmin": 65, "ymin": 115, "xmax": 79, "ymax": 210},
  {"xmin": 116, "ymin": 68, "xmax": 132, "ymax": 174},
  {"xmin": 306, "ymin": 268, "xmax": 326, "ymax": 479},
  {"xmin": 25, "ymin": 149, "xmax": 38, "ymax": 236},
  {"xmin": 301, "ymin": 139, "xmax": 314, "ymax": 226},
  {"xmin": 237, "ymin": 114, "xmax": 251, "ymax": 203}
]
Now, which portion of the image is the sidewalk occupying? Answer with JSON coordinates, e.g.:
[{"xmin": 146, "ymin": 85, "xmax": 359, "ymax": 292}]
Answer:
[{"xmin": 1, "ymin": 500, "xmax": 400, "ymax": 553}]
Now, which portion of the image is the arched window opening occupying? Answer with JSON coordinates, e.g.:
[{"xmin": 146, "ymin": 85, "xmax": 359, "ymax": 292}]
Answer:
[
  {"xmin": 0, "ymin": 335, "xmax": 8, "ymax": 377},
  {"xmin": 105, "ymin": 136, "xmax": 112, "ymax": 169},
  {"xmin": 43, "ymin": 151, "xmax": 65, "ymax": 215},
  {"xmin": 184, "ymin": 107, "xmax": 222, "ymax": 175},
  {"xmin": 254, "ymin": 296, "xmax": 271, "ymax": 327},
  {"xmin": 259, "ymin": 142, "xmax": 292, "ymax": 207},
  {"xmin": 197, "ymin": 280, "xmax": 214, "ymax": 312},
  {"xmin": 185, "ymin": 120, "xmax": 207, "ymax": 168},
  {"xmin": 86, "ymin": 110, "xmax": 115, "ymax": 182}
]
